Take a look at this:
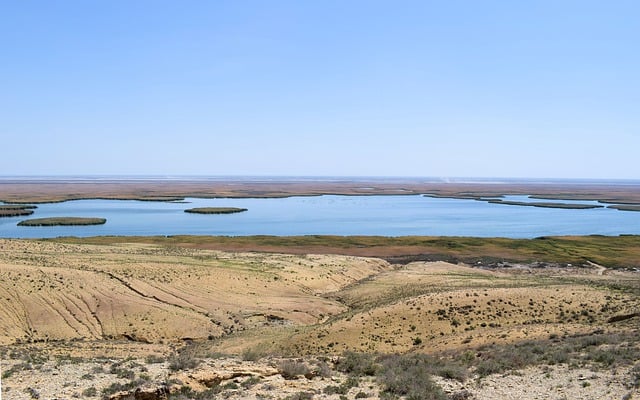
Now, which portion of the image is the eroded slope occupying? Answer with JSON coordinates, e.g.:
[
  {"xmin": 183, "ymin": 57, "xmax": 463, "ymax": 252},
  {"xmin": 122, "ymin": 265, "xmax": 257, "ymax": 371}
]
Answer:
[{"xmin": 0, "ymin": 239, "xmax": 389, "ymax": 345}]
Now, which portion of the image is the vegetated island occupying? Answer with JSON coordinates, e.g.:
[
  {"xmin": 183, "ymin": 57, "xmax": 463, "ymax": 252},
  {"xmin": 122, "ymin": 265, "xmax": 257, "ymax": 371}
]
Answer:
[
  {"xmin": 486, "ymin": 199, "xmax": 604, "ymax": 210},
  {"xmin": 608, "ymin": 204, "xmax": 640, "ymax": 212},
  {"xmin": 17, "ymin": 217, "xmax": 107, "ymax": 226},
  {"xmin": 184, "ymin": 207, "xmax": 248, "ymax": 214},
  {"xmin": 0, "ymin": 204, "xmax": 37, "ymax": 217}
]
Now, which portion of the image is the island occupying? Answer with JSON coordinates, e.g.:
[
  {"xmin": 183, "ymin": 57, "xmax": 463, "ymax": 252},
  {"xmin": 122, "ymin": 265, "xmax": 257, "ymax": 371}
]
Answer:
[
  {"xmin": 0, "ymin": 204, "xmax": 37, "ymax": 217},
  {"xmin": 486, "ymin": 199, "xmax": 604, "ymax": 209},
  {"xmin": 17, "ymin": 217, "xmax": 107, "ymax": 226},
  {"xmin": 184, "ymin": 207, "xmax": 248, "ymax": 214},
  {"xmin": 608, "ymin": 204, "xmax": 640, "ymax": 212}
]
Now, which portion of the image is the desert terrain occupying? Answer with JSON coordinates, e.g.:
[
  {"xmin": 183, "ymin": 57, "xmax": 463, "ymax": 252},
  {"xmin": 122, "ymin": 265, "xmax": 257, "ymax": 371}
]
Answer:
[{"xmin": 1, "ymin": 236, "xmax": 638, "ymax": 399}]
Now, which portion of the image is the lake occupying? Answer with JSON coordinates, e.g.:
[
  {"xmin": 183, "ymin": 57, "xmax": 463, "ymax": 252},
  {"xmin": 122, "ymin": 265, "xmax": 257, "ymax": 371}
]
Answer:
[{"xmin": 1, "ymin": 195, "xmax": 639, "ymax": 239}]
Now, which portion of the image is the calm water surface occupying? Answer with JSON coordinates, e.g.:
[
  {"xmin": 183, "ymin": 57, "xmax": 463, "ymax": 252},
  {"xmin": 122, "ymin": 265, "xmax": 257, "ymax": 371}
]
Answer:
[{"xmin": 1, "ymin": 195, "xmax": 638, "ymax": 238}]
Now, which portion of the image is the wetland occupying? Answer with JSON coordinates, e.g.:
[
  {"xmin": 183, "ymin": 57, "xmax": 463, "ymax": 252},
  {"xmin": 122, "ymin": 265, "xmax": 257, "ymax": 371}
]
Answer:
[{"xmin": 1, "ymin": 194, "xmax": 640, "ymax": 239}]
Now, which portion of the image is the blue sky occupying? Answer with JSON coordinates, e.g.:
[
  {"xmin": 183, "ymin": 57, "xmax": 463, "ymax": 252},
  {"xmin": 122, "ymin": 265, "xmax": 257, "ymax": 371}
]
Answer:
[{"xmin": 1, "ymin": 1, "xmax": 638, "ymax": 178}]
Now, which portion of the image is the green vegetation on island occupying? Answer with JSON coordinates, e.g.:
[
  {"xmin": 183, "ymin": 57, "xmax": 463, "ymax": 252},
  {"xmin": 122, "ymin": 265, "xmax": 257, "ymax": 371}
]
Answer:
[
  {"xmin": 0, "ymin": 204, "xmax": 37, "ymax": 217},
  {"xmin": 184, "ymin": 207, "xmax": 248, "ymax": 214},
  {"xmin": 0, "ymin": 209, "xmax": 35, "ymax": 217},
  {"xmin": 425, "ymin": 194, "xmax": 605, "ymax": 209},
  {"xmin": 486, "ymin": 199, "xmax": 604, "ymax": 209},
  {"xmin": 608, "ymin": 204, "xmax": 640, "ymax": 212},
  {"xmin": 18, "ymin": 217, "xmax": 107, "ymax": 226}
]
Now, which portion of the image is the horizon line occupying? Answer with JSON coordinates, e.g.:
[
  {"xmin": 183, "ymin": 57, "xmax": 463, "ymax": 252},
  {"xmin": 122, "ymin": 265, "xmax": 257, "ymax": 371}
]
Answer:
[{"xmin": 0, "ymin": 175, "xmax": 639, "ymax": 184}]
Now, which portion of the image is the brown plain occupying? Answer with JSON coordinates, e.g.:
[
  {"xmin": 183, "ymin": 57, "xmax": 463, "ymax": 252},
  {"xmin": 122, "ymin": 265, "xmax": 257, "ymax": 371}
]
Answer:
[{"xmin": 1, "ymin": 178, "xmax": 640, "ymax": 204}]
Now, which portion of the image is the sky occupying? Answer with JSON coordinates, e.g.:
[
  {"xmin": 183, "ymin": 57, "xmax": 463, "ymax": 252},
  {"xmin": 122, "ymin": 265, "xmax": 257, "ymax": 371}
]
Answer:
[{"xmin": 1, "ymin": 1, "xmax": 638, "ymax": 179}]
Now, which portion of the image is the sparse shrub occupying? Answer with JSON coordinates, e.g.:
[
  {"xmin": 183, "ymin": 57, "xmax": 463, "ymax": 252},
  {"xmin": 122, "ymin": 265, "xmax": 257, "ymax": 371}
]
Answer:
[
  {"xmin": 241, "ymin": 376, "xmax": 262, "ymax": 388},
  {"xmin": 378, "ymin": 354, "xmax": 447, "ymax": 400},
  {"xmin": 144, "ymin": 354, "xmax": 165, "ymax": 364},
  {"xmin": 25, "ymin": 387, "xmax": 40, "ymax": 399},
  {"xmin": 91, "ymin": 365, "xmax": 105, "ymax": 374},
  {"xmin": 335, "ymin": 352, "xmax": 377, "ymax": 376},
  {"xmin": 284, "ymin": 391, "xmax": 314, "ymax": 400},
  {"xmin": 630, "ymin": 364, "xmax": 640, "ymax": 388},
  {"xmin": 223, "ymin": 381, "xmax": 239, "ymax": 390},
  {"xmin": 343, "ymin": 376, "xmax": 361, "ymax": 389},
  {"xmin": 82, "ymin": 386, "xmax": 98, "ymax": 397},
  {"xmin": 108, "ymin": 360, "xmax": 136, "ymax": 379},
  {"xmin": 2, "ymin": 362, "xmax": 32, "ymax": 379},
  {"xmin": 435, "ymin": 363, "xmax": 468, "ymax": 382},
  {"xmin": 314, "ymin": 360, "xmax": 332, "ymax": 378},
  {"xmin": 168, "ymin": 344, "xmax": 201, "ymax": 371},
  {"xmin": 323, "ymin": 385, "xmax": 346, "ymax": 395},
  {"xmin": 242, "ymin": 346, "xmax": 264, "ymax": 361},
  {"xmin": 475, "ymin": 358, "xmax": 505, "ymax": 377},
  {"xmin": 590, "ymin": 349, "xmax": 616, "ymax": 366},
  {"xmin": 545, "ymin": 349, "xmax": 569, "ymax": 365},
  {"xmin": 323, "ymin": 376, "xmax": 360, "ymax": 395},
  {"xmin": 450, "ymin": 390, "xmax": 473, "ymax": 400},
  {"xmin": 101, "ymin": 378, "xmax": 148, "ymax": 396},
  {"xmin": 279, "ymin": 360, "xmax": 310, "ymax": 379}
]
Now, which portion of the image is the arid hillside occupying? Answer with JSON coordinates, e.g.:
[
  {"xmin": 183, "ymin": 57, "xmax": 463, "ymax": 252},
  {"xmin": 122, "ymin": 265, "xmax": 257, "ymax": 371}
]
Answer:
[
  {"xmin": 0, "ymin": 239, "xmax": 388, "ymax": 345},
  {"xmin": 0, "ymin": 238, "xmax": 638, "ymax": 399}
]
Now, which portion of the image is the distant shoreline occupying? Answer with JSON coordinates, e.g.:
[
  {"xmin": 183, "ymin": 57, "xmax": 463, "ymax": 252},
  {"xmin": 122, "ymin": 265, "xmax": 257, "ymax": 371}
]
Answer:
[{"xmin": 1, "ymin": 178, "xmax": 639, "ymax": 205}]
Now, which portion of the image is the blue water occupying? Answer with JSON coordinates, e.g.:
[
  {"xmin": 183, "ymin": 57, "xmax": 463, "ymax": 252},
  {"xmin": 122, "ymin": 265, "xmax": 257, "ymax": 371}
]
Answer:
[{"xmin": 0, "ymin": 195, "xmax": 638, "ymax": 239}]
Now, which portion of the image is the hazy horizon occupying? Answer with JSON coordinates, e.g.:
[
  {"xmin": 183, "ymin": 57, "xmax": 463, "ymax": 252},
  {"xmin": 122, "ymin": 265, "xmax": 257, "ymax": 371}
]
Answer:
[
  {"xmin": 1, "ymin": 174, "xmax": 639, "ymax": 185},
  {"xmin": 2, "ymin": 1, "xmax": 638, "ymax": 179}
]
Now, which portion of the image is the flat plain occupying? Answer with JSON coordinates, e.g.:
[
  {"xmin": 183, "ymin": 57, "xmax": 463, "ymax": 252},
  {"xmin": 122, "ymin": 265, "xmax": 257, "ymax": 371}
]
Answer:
[{"xmin": 1, "ymin": 178, "xmax": 640, "ymax": 205}]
